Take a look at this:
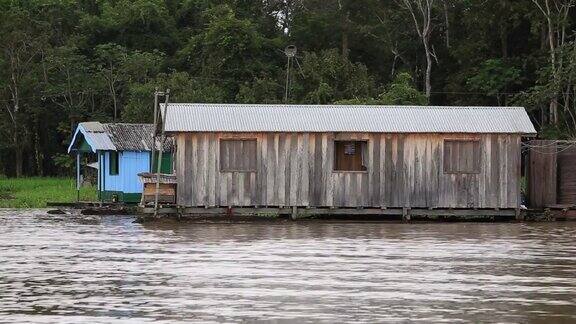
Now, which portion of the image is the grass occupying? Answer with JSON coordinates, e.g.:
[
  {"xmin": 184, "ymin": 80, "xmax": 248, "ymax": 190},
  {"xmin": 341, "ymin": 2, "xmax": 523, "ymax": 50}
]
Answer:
[{"xmin": 0, "ymin": 177, "xmax": 97, "ymax": 208}]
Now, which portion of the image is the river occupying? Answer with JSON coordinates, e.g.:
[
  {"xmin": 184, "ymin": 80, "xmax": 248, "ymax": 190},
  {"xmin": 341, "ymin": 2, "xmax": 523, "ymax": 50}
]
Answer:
[{"xmin": 1, "ymin": 209, "xmax": 575, "ymax": 323}]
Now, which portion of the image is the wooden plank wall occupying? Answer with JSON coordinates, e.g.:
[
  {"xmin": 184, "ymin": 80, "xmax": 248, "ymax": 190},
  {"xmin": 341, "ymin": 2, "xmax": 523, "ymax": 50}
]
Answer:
[
  {"xmin": 175, "ymin": 132, "xmax": 521, "ymax": 209},
  {"xmin": 558, "ymin": 146, "xmax": 576, "ymax": 204},
  {"xmin": 527, "ymin": 140, "xmax": 557, "ymax": 208}
]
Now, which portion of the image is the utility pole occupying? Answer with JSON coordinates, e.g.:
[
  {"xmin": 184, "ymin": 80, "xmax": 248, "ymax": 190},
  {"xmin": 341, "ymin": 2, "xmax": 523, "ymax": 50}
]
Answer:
[
  {"xmin": 284, "ymin": 45, "xmax": 297, "ymax": 103},
  {"xmin": 150, "ymin": 89, "xmax": 160, "ymax": 172},
  {"xmin": 154, "ymin": 89, "xmax": 170, "ymax": 217}
]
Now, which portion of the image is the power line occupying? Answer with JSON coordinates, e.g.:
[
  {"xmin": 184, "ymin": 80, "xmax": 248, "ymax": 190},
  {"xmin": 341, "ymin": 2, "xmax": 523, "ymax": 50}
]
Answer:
[
  {"xmin": 0, "ymin": 76, "xmax": 573, "ymax": 104},
  {"xmin": 521, "ymin": 141, "xmax": 576, "ymax": 154}
]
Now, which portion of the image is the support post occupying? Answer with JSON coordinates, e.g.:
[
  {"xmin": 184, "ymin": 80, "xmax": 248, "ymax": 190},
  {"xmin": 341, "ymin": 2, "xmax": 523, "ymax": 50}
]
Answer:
[
  {"xmin": 154, "ymin": 89, "xmax": 170, "ymax": 217},
  {"xmin": 98, "ymin": 152, "xmax": 101, "ymax": 202},
  {"xmin": 515, "ymin": 208, "xmax": 524, "ymax": 221},
  {"xmin": 76, "ymin": 152, "xmax": 81, "ymax": 202},
  {"xmin": 402, "ymin": 207, "xmax": 411, "ymax": 221},
  {"xmin": 291, "ymin": 206, "xmax": 298, "ymax": 220},
  {"xmin": 284, "ymin": 56, "xmax": 291, "ymax": 103},
  {"xmin": 150, "ymin": 90, "xmax": 159, "ymax": 172}
]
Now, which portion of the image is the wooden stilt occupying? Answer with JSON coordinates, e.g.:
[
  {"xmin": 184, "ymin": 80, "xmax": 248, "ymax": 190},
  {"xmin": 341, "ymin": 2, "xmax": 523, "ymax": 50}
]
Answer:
[
  {"xmin": 402, "ymin": 207, "xmax": 411, "ymax": 221},
  {"xmin": 291, "ymin": 206, "xmax": 298, "ymax": 220},
  {"xmin": 515, "ymin": 208, "xmax": 524, "ymax": 221}
]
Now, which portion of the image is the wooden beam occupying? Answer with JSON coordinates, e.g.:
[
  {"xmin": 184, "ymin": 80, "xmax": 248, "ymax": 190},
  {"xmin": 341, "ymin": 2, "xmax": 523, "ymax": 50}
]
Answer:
[{"xmin": 139, "ymin": 206, "xmax": 519, "ymax": 218}]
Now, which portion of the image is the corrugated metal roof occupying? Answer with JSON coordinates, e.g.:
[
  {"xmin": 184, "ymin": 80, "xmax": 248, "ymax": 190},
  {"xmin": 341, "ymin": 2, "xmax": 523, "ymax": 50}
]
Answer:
[
  {"xmin": 161, "ymin": 104, "xmax": 537, "ymax": 134},
  {"xmin": 81, "ymin": 121, "xmax": 106, "ymax": 132},
  {"xmin": 104, "ymin": 123, "xmax": 154, "ymax": 151},
  {"xmin": 70, "ymin": 122, "xmax": 116, "ymax": 152},
  {"xmin": 68, "ymin": 122, "xmax": 172, "ymax": 153}
]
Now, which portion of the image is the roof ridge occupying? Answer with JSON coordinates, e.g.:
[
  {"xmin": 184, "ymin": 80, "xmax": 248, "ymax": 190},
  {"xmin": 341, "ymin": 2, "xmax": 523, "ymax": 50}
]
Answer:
[
  {"xmin": 102, "ymin": 122, "xmax": 153, "ymax": 126},
  {"xmin": 167, "ymin": 103, "xmax": 525, "ymax": 109}
]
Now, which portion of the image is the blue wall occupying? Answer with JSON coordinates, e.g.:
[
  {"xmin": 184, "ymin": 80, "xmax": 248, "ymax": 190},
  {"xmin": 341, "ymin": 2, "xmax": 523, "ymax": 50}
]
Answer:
[{"xmin": 99, "ymin": 151, "xmax": 151, "ymax": 194}]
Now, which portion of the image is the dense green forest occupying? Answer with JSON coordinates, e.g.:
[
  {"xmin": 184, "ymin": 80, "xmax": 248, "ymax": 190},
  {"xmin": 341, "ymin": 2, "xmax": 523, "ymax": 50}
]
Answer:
[{"xmin": 0, "ymin": 0, "xmax": 575, "ymax": 177}]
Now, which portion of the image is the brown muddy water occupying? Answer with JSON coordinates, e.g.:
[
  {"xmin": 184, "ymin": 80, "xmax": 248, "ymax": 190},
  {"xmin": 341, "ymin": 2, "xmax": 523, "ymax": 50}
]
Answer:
[{"xmin": 1, "ymin": 210, "xmax": 576, "ymax": 323}]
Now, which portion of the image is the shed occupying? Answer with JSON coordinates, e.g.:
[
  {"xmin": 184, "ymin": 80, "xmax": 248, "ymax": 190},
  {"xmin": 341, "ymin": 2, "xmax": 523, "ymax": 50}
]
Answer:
[
  {"xmin": 526, "ymin": 140, "xmax": 576, "ymax": 208},
  {"xmin": 163, "ymin": 104, "xmax": 536, "ymax": 210},
  {"xmin": 68, "ymin": 122, "xmax": 173, "ymax": 203}
]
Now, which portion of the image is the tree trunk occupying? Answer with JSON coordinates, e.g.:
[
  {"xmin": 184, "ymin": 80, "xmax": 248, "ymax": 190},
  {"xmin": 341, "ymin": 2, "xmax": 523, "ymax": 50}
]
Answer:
[
  {"xmin": 111, "ymin": 83, "xmax": 118, "ymax": 122},
  {"xmin": 400, "ymin": 0, "xmax": 435, "ymax": 101},
  {"xmin": 500, "ymin": 23, "xmax": 508, "ymax": 58},
  {"xmin": 14, "ymin": 130, "xmax": 23, "ymax": 178},
  {"xmin": 423, "ymin": 38, "xmax": 432, "ymax": 101},
  {"xmin": 35, "ymin": 125, "xmax": 43, "ymax": 177},
  {"xmin": 443, "ymin": 0, "xmax": 450, "ymax": 48},
  {"xmin": 341, "ymin": 10, "xmax": 350, "ymax": 59},
  {"xmin": 550, "ymin": 98, "xmax": 559, "ymax": 124}
]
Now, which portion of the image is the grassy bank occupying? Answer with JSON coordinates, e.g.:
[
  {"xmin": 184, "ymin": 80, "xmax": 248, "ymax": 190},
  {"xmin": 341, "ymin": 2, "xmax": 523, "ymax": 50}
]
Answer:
[{"xmin": 0, "ymin": 177, "xmax": 97, "ymax": 208}]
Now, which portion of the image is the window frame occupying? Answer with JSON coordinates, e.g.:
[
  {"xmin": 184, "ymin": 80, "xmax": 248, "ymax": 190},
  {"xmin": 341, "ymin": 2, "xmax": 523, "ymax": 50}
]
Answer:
[
  {"xmin": 109, "ymin": 151, "xmax": 120, "ymax": 175},
  {"xmin": 219, "ymin": 138, "xmax": 257, "ymax": 173},
  {"xmin": 443, "ymin": 139, "xmax": 481, "ymax": 174},
  {"xmin": 333, "ymin": 140, "xmax": 369, "ymax": 173}
]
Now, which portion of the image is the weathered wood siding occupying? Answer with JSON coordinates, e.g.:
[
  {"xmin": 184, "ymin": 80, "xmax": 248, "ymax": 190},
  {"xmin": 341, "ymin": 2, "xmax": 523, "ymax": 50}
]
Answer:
[
  {"xmin": 174, "ymin": 132, "xmax": 521, "ymax": 209},
  {"xmin": 527, "ymin": 140, "xmax": 576, "ymax": 207},
  {"xmin": 557, "ymin": 147, "xmax": 576, "ymax": 205},
  {"xmin": 527, "ymin": 140, "xmax": 557, "ymax": 208}
]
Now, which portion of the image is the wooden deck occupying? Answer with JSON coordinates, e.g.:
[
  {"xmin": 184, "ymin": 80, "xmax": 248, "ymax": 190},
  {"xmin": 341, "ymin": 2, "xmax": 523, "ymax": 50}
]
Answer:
[{"xmin": 138, "ymin": 206, "xmax": 520, "ymax": 221}]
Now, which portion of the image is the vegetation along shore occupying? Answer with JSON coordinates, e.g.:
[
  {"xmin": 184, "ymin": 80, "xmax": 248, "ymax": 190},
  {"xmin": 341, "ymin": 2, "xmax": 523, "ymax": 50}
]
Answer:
[{"xmin": 0, "ymin": 177, "xmax": 96, "ymax": 208}]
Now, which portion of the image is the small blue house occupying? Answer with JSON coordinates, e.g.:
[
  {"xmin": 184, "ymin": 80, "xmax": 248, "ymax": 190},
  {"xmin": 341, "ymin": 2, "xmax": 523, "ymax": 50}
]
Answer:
[{"xmin": 67, "ymin": 122, "xmax": 173, "ymax": 203}]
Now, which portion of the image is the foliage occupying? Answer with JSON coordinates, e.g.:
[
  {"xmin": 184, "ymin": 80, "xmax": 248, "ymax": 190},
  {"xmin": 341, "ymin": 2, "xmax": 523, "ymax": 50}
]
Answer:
[
  {"xmin": 335, "ymin": 72, "xmax": 426, "ymax": 105},
  {"xmin": 295, "ymin": 49, "xmax": 375, "ymax": 104},
  {"xmin": 0, "ymin": 0, "xmax": 574, "ymax": 177},
  {"xmin": 52, "ymin": 153, "xmax": 75, "ymax": 176},
  {"xmin": 379, "ymin": 72, "xmax": 427, "ymax": 105},
  {"xmin": 467, "ymin": 59, "xmax": 521, "ymax": 105}
]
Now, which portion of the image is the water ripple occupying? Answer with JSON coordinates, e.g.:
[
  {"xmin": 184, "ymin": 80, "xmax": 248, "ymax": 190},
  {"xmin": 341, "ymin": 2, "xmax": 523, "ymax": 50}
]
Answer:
[{"xmin": 1, "ymin": 210, "xmax": 576, "ymax": 323}]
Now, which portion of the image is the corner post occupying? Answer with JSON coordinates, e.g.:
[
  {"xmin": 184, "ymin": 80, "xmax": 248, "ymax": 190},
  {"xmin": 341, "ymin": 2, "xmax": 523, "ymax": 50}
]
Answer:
[
  {"xmin": 76, "ymin": 151, "xmax": 81, "ymax": 202},
  {"xmin": 154, "ymin": 89, "xmax": 171, "ymax": 217}
]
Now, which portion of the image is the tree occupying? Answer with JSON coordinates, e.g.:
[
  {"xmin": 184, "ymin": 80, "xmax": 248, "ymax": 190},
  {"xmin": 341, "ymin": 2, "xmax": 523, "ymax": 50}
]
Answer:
[
  {"xmin": 335, "ymin": 72, "xmax": 426, "ymax": 105},
  {"xmin": 94, "ymin": 44, "xmax": 128, "ymax": 121},
  {"xmin": 177, "ymin": 4, "xmax": 278, "ymax": 101},
  {"xmin": 44, "ymin": 46, "xmax": 94, "ymax": 131},
  {"xmin": 294, "ymin": 49, "xmax": 375, "ymax": 104},
  {"xmin": 94, "ymin": 43, "xmax": 164, "ymax": 121},
  {"xmin": 531, "ymin": 0, "xmax": 575, "ymax": 125},
  {"xmin": 467, "ymin": 59, "xmax": 521, "ymax": 105},
  {"xmin": 0, "ymin": 0, "xmax": 574, "ymax": 176},
  {"xmin": 122, "ymin": 71, "xmax": 227, "ymax": 123},
  {"xmin": 397, "ymin": 0, "xmax": 437, "ymax": 101},
  {"xmin": 516, "ymin": 41, "xmax": 576, "ymax": 138},
  {"xmin": 0, "ymin": 7, "xmax": 47, "ymax": 177}
]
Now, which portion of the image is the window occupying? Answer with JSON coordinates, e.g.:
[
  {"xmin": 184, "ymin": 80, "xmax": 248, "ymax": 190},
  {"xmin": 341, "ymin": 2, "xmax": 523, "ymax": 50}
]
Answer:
[
  {"xmin": 443, "ymin": 140, "xmax": 481, "ymax": 174},
  {"xmin": 109, "ymin": 151, "xmax": 119, "ymax": 175},
  {"xmin": 334, "ymin": 141, "xmax": 368, "ymax": 172},
  {"xmin": 220, "ymin": 139, "xmax": 257, "ymax": 172}
]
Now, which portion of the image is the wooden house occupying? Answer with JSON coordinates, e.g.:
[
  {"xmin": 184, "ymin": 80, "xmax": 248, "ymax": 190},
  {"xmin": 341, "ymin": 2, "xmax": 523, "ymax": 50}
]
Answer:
[
  {"xmin": 162, "ymin": 104, "xmax": 536, "ymax": 213},
  {"xmin": 68, "ymin": 122, "xmax": 173, "ymax": 203}
]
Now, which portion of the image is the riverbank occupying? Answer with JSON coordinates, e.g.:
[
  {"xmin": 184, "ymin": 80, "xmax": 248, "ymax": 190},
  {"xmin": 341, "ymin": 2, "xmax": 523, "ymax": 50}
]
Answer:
[{"xmin": 0, "ymin": 177, "xmax": 96, "ymax": 208}]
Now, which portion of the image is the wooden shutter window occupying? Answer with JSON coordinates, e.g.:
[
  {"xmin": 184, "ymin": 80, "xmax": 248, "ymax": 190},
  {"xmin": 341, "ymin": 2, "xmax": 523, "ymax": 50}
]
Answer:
[
  {"xmin": 443, "ymin": 140, "xmax": 481, "ymax": 174},
  {"xmin": 220, "ymin": 139, "xmax": 257, "ymax": 172},
  {"xmin": 334, "ymin": 141, "xmax": 368, "ymax": 172}
]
